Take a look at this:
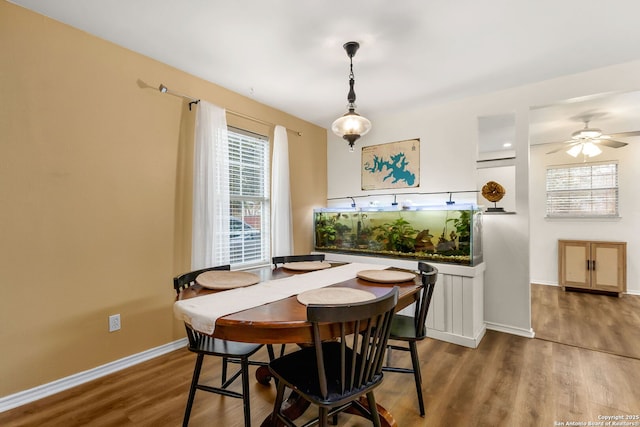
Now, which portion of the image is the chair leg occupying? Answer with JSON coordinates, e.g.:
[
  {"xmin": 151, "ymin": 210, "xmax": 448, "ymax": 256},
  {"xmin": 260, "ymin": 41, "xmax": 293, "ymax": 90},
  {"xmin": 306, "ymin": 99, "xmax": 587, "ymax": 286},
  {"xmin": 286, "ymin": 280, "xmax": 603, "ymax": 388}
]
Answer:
[
  {"xmin": 366, "ymin": 392, "xmax": 381, "ymax": 427},
  {"xmin": 183, "ymin": 353, "xmax": 205, "ymax": 427},
  {"xmin": 241, "ymin": 358, "xmax": 251, "ymax": 427},
  {"xmin": 270, "ymin": 380, "xmax": 287, "ymax": 426},
  {"xmin": 267, "ymin": 344, "xmax": 276, "ymax": 361},
  {"xmin": 409, "ymin": 341, "xmax": 425, "ymax": 416},
  {"xmin": 221, "ymin": 356, "xmax": 228, "ymax": 385},
  {"xmin": 318, "ymin": 407, "xmax": 328, "ymax": 427}
]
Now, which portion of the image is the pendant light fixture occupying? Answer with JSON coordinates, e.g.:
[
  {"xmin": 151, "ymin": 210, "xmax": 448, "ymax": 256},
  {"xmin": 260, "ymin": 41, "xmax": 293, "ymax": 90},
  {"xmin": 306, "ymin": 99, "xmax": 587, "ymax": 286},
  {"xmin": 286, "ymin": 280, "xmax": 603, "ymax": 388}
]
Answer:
[{"xmin": 331, "ymin": 41, "xmax": 372, "ymax": 152}]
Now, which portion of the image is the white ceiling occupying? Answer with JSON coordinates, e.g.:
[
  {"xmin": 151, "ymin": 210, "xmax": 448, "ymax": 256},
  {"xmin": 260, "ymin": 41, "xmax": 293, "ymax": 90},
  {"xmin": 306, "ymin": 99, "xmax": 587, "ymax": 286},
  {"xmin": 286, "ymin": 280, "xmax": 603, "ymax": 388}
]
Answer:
[
  {"xmin": 529, "ymin": 90, "xmax": 640, "ymax": 145},
  {"xmin": 477, "ymin": 90, "xmax": 640, "ymax": 154},
  {"xmin": 9, "ymin": 0, "xmax": 640, "ymax": 135}
]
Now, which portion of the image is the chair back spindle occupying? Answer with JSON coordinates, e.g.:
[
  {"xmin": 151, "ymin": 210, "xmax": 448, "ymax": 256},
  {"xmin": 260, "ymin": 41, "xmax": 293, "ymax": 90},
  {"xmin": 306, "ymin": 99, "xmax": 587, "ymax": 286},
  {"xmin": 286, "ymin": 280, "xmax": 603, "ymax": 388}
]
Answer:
[
  {"xmin": 415, "ymin": 262, "xmax": 438, "ymax": 338},
  {"xmin": 307, "ymin": 287, "xmax": 398, "ymax": 401}
]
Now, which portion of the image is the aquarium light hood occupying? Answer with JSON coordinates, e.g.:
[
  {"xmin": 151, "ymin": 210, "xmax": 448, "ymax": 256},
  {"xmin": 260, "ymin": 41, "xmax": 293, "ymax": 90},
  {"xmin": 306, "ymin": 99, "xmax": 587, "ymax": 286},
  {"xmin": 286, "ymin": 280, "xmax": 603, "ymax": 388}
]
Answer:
[
  {"xmin": 315, "ymin": 203, "xmax": 479, "ymax": 213},
  {"xmin": 327, "ymin": 190, "xmax": 480, "ymax": 209}
]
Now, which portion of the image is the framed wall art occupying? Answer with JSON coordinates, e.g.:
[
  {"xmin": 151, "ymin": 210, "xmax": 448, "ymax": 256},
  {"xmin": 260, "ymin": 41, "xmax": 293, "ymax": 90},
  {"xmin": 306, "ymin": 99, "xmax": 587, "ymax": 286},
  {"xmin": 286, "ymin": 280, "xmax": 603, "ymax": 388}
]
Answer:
[{"xmin": 361, "ymin": 138, "xmax": 420, "ymax": 190}]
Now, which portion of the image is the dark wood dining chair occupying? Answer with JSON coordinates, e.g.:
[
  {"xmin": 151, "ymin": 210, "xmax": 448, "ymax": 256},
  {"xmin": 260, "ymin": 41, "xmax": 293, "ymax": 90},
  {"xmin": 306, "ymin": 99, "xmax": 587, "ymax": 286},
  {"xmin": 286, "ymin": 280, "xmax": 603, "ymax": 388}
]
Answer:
[
  {"xmin": 271, "ymin": 253, "xmax": 325, "ymax": 268},
  {"xmin": 382, "ymin": 261, "xmax": 438, "ymax": 416},
  {"xmin": 271, "ymin": 253, "xmax": 327, "ymax": 357},
  {"xmin": 268, "ymin": 287, "xmax": 399, "ymax": 427},
  {"xmin": 173, "ymin": 265, "xmax": 272, "ymax": 427}
]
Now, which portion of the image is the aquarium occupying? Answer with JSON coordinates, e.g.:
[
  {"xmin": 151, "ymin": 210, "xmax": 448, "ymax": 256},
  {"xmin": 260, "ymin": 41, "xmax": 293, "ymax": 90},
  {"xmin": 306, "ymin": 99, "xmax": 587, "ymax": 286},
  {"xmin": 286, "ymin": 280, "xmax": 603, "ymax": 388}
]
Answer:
[{"xmin": 314, "ymin": 205, "xmax": 483, "ymax": 266}]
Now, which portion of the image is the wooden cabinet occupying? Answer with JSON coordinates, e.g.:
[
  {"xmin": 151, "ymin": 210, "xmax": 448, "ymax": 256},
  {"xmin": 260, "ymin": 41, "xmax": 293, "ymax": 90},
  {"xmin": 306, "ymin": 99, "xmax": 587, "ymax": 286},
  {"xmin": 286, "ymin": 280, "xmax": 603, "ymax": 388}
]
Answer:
[{"xmin": 558, "ymin": 240, "xmax": 627, "ymax": 296}]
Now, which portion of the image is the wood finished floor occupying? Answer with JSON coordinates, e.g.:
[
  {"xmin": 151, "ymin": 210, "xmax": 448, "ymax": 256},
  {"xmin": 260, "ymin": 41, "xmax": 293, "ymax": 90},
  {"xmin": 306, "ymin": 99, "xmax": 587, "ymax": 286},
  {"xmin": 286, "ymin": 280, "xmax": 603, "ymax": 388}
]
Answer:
[
  {"xmin": 3, "ymin": 285, "xmax": 640, "ymax": 427},
  {"xmin": 532, "ymin": 283, "xmax": 640, "ymax": 359}
]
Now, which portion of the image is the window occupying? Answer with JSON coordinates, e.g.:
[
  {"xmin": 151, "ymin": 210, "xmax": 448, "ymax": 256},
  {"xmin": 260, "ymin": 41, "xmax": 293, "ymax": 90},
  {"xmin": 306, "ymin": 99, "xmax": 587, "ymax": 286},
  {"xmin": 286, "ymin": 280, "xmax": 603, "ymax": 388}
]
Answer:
[
  {"xmin": 228, "ymin": 127, "xmax": 270, "ymax": 266},
  {"xmin": 546, "ymin": 162, "xmax": 618, "ymax": 218}
]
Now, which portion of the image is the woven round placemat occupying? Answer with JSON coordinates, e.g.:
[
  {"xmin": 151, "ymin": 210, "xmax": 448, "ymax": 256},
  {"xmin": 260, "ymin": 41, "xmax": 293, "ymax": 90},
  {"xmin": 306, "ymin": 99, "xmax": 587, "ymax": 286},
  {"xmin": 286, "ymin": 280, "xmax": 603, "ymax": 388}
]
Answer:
[
  {"xmin": 195, "ymin": 271, "xmax": 260, "ymax": 290},
  {"xmin": 282, "ymin": 261, "xmax": 332, "ymax": 271},
  {"xmin": 296, "ymin": 287, "xmax": 376, "ymax": 306},
  {"xmin": 356, "ymin": 269, "xmax": 416, "ymax": 283}
]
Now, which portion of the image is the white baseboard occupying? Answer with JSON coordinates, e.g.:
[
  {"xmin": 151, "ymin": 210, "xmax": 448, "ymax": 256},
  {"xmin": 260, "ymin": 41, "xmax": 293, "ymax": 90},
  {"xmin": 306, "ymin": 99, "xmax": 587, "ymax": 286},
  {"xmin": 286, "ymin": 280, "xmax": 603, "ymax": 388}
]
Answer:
[
  {"xmin": 486, "ymin": 321, "xmax": 535, "ymax": 339},
  {"xmin": 427, "ymin": 324, "xmax": 487, "ymax": 349},
  {"xmin": 531, "ymin": 281, "xmax": 558, "ymax": 287},
  {"xmin": 0, "ymin": 338, "xmax": 188, "ymax": 413}
]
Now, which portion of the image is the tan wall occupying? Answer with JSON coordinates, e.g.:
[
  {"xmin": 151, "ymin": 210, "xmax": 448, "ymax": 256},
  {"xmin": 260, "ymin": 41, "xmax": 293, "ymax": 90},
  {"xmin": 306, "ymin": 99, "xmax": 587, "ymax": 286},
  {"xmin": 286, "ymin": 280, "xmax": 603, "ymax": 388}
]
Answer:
[{"xmin": 0, "ymin": 1, "xmax": 327, "ymax": 397}]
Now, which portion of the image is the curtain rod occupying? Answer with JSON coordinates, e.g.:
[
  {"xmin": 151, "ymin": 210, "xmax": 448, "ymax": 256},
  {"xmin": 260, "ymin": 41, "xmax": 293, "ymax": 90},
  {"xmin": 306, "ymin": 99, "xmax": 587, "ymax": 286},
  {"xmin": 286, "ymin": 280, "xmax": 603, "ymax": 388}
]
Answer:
[
  {"xmin": 226, "ymin": 110, "xmax": 302, "ymax": 136},
  {"xmin": 158, "ymin": 83, "xmax": 303, "ymax": 136},
  {"xmin": 158, "ymin": 84, "xmax": 200, "ymax": 110}
]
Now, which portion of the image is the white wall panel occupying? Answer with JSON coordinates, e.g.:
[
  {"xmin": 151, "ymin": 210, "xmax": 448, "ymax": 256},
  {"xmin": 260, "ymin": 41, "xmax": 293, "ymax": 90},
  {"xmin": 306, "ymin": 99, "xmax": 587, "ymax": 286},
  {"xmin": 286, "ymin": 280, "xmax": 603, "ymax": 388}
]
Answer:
[{"xmin": 317, "ymin": 252, "xmax": 486, "ymax": 347}]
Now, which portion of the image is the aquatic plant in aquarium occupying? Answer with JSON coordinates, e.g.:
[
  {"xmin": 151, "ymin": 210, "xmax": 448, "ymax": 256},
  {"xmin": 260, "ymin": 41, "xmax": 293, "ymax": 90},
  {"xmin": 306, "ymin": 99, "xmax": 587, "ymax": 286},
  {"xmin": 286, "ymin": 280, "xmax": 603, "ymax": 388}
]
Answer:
[{"xmin": 313, "ymin": 205, "xmax": 483, "ymax": 266}]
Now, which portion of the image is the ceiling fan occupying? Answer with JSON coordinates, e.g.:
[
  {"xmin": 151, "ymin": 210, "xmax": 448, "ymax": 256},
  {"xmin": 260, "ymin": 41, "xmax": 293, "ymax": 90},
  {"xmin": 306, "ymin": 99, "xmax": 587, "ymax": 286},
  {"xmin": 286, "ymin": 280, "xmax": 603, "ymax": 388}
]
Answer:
[{"xmin": 546, "ymin": 120, "xmax": 640, "ymax": 157}]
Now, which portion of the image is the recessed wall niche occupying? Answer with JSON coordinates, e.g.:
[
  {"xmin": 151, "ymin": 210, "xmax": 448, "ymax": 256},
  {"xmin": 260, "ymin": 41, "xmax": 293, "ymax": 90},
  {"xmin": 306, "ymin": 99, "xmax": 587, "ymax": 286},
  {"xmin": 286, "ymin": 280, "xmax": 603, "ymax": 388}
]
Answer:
[
  {"xmin": 477, "ymin": 114, "xmax": 516, "ymax": 161},
  {"xmin": 476, "ymin": 114, "xmax": 516, "ymax": 213}
]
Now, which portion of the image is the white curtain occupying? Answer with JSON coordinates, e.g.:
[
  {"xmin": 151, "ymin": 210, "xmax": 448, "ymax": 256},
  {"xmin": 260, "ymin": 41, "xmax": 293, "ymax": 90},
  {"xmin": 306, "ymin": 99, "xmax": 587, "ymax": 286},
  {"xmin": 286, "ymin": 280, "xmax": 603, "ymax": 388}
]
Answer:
[
  {"xmin": 192, "ymin": 101, "xmax": 230, "ymax": 270},
  {"xmin": 271, "ymin": 125, "xmax": 293, "ymax": 256}
]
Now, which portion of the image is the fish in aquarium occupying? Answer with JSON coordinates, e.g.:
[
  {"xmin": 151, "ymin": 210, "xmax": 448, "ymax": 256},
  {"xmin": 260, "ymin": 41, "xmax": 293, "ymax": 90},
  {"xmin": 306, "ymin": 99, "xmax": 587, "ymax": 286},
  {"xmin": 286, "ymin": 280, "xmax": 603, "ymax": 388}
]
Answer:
[{"xmin": 313, "ymin": 207, "xmax": 483, "ymax": 266}]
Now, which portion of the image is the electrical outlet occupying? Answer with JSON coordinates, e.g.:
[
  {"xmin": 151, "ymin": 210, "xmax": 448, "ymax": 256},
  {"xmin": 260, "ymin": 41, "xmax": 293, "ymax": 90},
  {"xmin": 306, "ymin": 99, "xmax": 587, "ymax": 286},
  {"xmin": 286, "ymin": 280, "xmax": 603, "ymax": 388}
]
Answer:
[{"xmin": 109, "ymin": 314, "xmax": 121, "ymax": 332}]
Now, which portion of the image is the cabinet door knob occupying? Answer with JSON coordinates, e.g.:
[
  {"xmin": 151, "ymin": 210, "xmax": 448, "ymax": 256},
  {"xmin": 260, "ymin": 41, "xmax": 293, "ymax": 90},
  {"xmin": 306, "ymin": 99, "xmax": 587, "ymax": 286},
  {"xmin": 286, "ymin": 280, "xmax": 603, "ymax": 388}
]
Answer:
[{"xmin": 586, "ymin": 260, "xmax": 591, "ymax": 270}]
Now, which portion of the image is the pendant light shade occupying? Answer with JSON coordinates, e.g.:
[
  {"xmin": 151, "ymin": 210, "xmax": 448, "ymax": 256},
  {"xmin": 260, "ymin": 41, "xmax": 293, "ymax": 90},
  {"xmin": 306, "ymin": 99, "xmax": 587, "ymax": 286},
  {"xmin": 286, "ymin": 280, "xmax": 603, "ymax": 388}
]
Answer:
[
  {"xmin": 332, "ymin": 41, "xmax": 371, "ymax": 151},
  {"xmin": 331, "ymin": 111, "xmax": 372, "ymax": 148}
]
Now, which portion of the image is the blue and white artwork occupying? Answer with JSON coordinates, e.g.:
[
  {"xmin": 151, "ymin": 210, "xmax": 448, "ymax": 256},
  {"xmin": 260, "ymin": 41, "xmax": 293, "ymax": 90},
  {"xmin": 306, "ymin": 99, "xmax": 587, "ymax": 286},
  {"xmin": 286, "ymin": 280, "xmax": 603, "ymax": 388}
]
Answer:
[{"xmin": 361, "ymin": 139, "xmax": 420, "ymax": 190}]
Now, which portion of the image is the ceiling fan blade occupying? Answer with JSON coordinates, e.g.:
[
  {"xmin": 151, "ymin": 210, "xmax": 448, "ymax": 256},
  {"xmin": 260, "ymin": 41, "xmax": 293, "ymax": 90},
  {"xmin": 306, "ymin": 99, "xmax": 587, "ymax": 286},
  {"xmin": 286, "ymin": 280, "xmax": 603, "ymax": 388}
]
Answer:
[
  {"xmin": 546, "ymin": 141, "xmax": 578, "ymax": 154},
  {"xmin": 606, "ymin": 130, "xmax": 640, "ymax": 138},
  {"xmin": 598, "ymin": 139, "xmax": 628, "ymax": 148},
  {"xmin": 536, "ymin": 139, "xmax": 573, "ymax": 147}
]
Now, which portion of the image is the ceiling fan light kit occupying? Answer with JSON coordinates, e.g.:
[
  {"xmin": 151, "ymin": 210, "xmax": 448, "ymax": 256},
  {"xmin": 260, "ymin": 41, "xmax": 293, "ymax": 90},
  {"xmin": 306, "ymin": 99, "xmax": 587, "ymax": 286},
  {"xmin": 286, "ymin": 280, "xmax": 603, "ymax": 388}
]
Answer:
[
  {"xmin": 566, "ymin": 142, "xmax": 602, "ymax": 158},
  {"xmin": 332, "ymin": 41, "xmax": 371, "ymax": 152}
]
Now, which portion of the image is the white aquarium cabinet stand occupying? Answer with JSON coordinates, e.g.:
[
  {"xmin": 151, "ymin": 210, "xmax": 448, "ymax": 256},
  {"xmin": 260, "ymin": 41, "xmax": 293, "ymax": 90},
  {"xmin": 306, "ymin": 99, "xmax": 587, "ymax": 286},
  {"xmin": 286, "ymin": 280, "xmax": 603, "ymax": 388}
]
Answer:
[{"xmin": 316, "ymin": 252, "xmax": 486, "ymax": 348}]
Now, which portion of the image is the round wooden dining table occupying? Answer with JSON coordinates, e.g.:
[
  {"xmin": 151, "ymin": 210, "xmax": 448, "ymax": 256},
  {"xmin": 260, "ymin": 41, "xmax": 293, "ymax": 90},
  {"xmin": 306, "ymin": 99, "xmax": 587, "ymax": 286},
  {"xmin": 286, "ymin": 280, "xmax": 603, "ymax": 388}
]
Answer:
[{"xmin": 177, "ymin": 262, "xmax": 422, "ymax": 427}]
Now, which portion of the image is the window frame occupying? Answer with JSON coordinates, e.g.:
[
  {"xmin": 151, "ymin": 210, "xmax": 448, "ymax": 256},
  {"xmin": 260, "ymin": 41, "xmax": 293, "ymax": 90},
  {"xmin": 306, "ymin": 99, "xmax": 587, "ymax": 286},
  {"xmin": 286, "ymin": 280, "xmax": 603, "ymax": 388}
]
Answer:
[
  {"xmin": 226, "ymin": 126, "xmax": 271, "ymax": 267},
  {"xmin": 545, "ymin": 161, "xmax": 619, "ymax": 219}
]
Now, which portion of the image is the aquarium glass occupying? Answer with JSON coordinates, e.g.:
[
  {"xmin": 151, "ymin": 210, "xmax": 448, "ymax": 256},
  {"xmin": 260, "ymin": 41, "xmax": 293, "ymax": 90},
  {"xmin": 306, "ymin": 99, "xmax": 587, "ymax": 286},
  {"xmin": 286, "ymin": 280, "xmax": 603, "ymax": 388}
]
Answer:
[{"xmin": 314, "ymin": 205, "xmax": 483, "ymax": 266}]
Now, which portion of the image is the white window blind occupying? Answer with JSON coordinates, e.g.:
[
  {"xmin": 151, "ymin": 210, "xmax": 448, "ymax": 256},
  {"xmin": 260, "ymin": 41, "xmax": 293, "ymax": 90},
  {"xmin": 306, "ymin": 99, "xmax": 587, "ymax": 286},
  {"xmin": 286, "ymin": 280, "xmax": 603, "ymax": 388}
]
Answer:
[
  {"xmin": 546, "ymin": 162, "xmax": 618, "ymax": 218},
  {"xmin": 227, "ymin": 127, "xmax": 270, "ymax": 266}
]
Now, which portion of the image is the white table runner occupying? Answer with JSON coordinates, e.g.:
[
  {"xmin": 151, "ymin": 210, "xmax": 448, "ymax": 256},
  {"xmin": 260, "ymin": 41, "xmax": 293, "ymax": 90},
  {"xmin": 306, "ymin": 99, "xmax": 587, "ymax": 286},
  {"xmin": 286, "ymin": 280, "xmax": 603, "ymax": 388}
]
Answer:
[{"xmin": 173, "ymin": 262, "xmax": 389, "ymax": 335}]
